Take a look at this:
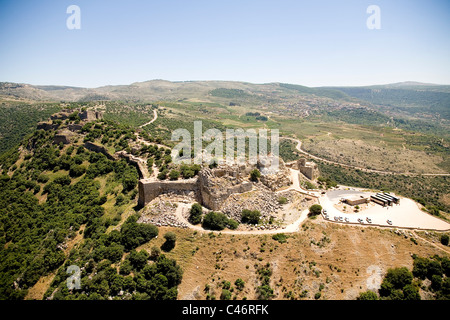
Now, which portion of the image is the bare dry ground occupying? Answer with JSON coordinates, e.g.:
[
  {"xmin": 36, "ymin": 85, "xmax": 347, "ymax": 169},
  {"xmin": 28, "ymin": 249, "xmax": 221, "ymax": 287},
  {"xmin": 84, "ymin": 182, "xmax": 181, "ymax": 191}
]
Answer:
[
  {"xmin": 302, "ymin": 139, "xmax": 446, "ymax": 174},
  {"xmin": 139, "ymin": 219, "xmax": 450, "ymax": 300}
]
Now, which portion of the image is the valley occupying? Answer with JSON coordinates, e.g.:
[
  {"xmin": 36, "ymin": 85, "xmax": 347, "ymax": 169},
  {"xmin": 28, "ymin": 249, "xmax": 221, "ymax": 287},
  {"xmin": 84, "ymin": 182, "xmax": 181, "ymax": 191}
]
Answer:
[{"xmin": 0, "ymin": 79, "xmax": 449, "ymax": 301}]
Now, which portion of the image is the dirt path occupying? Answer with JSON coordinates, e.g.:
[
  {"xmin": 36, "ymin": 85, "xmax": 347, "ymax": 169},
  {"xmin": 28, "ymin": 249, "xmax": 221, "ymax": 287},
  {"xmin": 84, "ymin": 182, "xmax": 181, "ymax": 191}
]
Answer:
[
  {"xmin": 412, "ymin": 231, "xmax": 450, "ymax": 255},
  {"xmin": 174, "ymin": 202, "xmax": 310, "ymax": 235},
  {"xmin": 139, "ymin": 108, "xmax": 158, "ymax": 128}
]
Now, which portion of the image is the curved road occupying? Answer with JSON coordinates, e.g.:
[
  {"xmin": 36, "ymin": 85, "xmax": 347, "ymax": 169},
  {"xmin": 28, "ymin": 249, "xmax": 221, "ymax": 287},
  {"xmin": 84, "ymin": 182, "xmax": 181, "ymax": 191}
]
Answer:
[
  {"xmin": 282, "ymin": 137, "xmax": 450, "ymax": 177},
  {"xmin": 136, "ymin": 109, "xmax": 448, "ymax": 235},
  {"xmin": 174, "ymin": 202, "xmax": 310, "ymax": 235},
  {"xmin": 139, "ymin": 108, "xmax": 158, "ymax": 128}
]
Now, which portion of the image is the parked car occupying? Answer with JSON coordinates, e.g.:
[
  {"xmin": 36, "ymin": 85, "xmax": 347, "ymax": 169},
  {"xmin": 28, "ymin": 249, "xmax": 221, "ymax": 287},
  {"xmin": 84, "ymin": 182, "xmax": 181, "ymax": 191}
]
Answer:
[
  {"xmin": 387, "ymin": 219, "xmax": 392, "ymax": 225},
  {"xmin": 366, "ymin": 217, "xmax": 372, "ymax": 223},
  {"xmin": 345, "ymin": 217, "xmax": 349, "ymax": 223}
]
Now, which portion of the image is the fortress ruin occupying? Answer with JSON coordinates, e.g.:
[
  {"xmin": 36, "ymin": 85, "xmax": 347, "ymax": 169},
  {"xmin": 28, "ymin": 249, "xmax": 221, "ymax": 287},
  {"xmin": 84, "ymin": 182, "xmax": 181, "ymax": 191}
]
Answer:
[{"xmin": 138, "ymin": 156, "xmax": 292, "ymax": 211}]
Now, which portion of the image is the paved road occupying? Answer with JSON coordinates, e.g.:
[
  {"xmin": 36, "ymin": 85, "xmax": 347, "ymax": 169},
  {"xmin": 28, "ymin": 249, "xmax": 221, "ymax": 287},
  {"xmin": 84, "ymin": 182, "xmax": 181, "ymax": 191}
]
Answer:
[{"xmin": 319, "ymin": 192, "xmax": 450, "ymax": 231}]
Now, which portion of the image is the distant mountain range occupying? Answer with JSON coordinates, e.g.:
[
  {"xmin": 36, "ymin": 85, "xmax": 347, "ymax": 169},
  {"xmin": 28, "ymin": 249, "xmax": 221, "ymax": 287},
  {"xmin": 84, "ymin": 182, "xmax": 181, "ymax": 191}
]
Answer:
[{"xmin": 1, "ymin": 80, "xmax": 449, "ymax": 119}]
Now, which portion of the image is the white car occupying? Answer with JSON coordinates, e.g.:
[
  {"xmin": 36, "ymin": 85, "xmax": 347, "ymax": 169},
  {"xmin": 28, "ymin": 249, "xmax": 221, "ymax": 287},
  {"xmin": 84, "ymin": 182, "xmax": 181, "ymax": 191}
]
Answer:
[
  {"xmin": 345, "ymin": 217, "xmax": 349, "ymax": 223},
  {"xmin": 358, "ymin": 218, "xmax": 364, "ymax": 223},
  {"xmin": 387, "ymin": 219, "xmax": 392, "ymax": 225},
  {"xmin": 366, "ymin": 217, "xmax": 372, "ymax": 223}
]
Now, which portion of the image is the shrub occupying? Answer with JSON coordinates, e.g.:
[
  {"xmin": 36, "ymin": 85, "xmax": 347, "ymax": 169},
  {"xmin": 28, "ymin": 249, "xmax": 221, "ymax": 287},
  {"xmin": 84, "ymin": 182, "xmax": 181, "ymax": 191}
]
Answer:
[
  {"xmin": 278, "ymin": 197, "xmax": 287, "ymax": 205},
  {"xmin": 250, "ymin": 169, "xmax": 261, "ymax": 182},
  {"xmin": 161, "ymin": 232, "xmax": 176, "ymax": 252},
  {"xmin": 272, "ymin": 233, "xmax": 288, "ymax": 244},
  {"xmin": 440, "ymin": 234, "xmax": 449, "ymax": 246},
  {"xmin": 189, "ymin": 203, "xmax": 203, "ymax": 225},
  {"xmin": 120, "ymin": 215, "xmax": 158, "ymax": 251},
  {"xmin": 241, "ymin": 209, "xmax": 260, "ymax": 224},
  {"xmin": 202, "ymin": 211, "xmax": 237, "ymax": 231},
  {"xmin": 69, "ymin": 164, "xmax": 86, "ymax": 177},
  {"xmin": 150, "ymin": 246, "xmax": 161, "ymax": 260},
  {"xmin": 157, "ymin": 169, "xmax": 168, "ymax": 180},
  {"xmin": 168, "ymin": 169, "xmax": 180, "ymax": 180},
  {"xmin": 257, "ymin": 284, "xmax": 274, "ymax": 300},
  {"xmin": 227, "ymin": 219, "xmax": 239, "ymax": 230},
  {"xmin": 235, "ymin": 278, "xmax": 245, "ymax": 291},
  {"xmin": 221, "ymin": 289, "xmax": 232, "ymax": 300},
  {"xmin": 308, "ymin": 204, "xmax": 322, "ymax": 217},
  {"xmin": 357, "ymin": 290, "xmax": 379, "ymax": 300}
]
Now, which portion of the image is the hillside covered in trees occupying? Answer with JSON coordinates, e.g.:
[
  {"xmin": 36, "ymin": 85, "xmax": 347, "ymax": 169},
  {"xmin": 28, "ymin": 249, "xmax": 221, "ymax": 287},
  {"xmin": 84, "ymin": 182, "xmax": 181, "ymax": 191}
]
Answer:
[{"xmin": 0, "ymin": 114, "xmax": 182, "ymax": 300}]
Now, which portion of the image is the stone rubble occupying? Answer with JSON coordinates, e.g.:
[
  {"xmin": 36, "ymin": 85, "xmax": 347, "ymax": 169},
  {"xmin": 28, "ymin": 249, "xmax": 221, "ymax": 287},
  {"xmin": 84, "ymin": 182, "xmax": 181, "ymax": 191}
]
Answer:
[{"xmin": 137, "ymin": 198, "xmax": 188, "ymax": 228}]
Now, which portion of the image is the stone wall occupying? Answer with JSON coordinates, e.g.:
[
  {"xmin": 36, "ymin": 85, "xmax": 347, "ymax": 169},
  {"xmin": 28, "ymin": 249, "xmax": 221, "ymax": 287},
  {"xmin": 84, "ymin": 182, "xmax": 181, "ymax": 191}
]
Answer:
[
  {"xmin": 116, "ymin": 150, "xmax": 149, "ymax": 179},
  {"xmin": 79, "ymin": 110, "xmax": 103, "ymax": 121},
  {"xmin": 138, "ymin": 178, "xmax": 200, "ymax": 207},
  {"xmin": 138, "ymin": 158, "xmax": 294, "ymax": 210},
  {"xmin": 298, "ymin": 158, "xmax": 319, "ymax": 180},
  {"xmin": 84, "ymin": 142, "xmax": 116, "ymax": 160},
  {"xmin": 37, "ymin": 121, "xmax": 60, "ymax": 131}
]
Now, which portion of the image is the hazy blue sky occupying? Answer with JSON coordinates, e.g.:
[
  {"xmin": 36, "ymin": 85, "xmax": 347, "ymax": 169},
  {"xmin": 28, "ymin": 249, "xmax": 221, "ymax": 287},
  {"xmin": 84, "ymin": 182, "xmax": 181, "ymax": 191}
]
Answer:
[{"xmin": 0, "ymin": 0, "xmax": 449, "ymax": 87}]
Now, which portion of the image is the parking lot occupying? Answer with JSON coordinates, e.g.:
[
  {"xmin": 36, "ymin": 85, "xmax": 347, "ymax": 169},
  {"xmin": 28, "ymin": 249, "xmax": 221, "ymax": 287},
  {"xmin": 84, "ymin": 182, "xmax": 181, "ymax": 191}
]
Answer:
[{"xmin": 319, "ymin": 190, "xmax": 450, "ymax": 231}]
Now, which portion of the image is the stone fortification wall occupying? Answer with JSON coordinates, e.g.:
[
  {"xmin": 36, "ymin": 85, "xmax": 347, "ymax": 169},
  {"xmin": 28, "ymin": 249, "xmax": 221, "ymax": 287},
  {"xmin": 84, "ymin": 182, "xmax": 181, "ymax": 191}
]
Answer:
[
  {"xmin": 138, "ymin": 178, "xmax": 200, "ymax": 207},
  {"xmin": 83, "ymin": 142, "xmax": 116, "ymax": 160}
]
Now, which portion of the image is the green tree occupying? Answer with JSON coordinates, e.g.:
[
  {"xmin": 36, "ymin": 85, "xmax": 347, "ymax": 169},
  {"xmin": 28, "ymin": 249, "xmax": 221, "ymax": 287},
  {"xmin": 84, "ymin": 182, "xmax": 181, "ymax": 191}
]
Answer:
[
  {"xmin": 221, "ymin": 289, "xmax": 232, "ymax": 300},
  {"xmin": 250, "ymin": 169, "xmax": 261, "ymax": 182},
  {"xmin": 104, "ymin": 243, "xmax": 124, "ymax": 263},
  {"xmin": 402, "ymin": 284, "xmax": 420, "ymax": 300},
  {"xmin": 202, "ymin": 211, "xmax": 231, "ymax": 231},
  {"xmin": 120, "ymin": 215, "xmax": 158, "ymax": 251},
  {"xmin": 189, "ymin": 203, "xmax": 203, "ymax": 225},
  {"xmin": 440, "ymin": 234, "xmax": 449, "ymax": 246},
  {"xmin": 412, "ymin": 256, "xmax": 429, "ymax": 280},
  {"xmin": 308, "ymin": 204, "xmax": 323, "ymax": 217},
  {"xmin": 168, "ymin": 169, "xmax": 180, "ymax": 180},
  {"xmin": 128, "ymin": 249, "xmax": 150, "ymax": 271},
  {"xmin": 357, "ymin": 290, "xmax": 379, "ymax": 300},
  {"xmin": 161, "ymin": 232, "xmax": 177, "ymax": 252},
  {"xmin": 150, "ymin": 246, "xmax": 161, "ymax": 260},
  {"xmin": 379, "ymin": 267, "xmax": 415, "ymax": 300},
  {"xmin": 235, "ymin": 278, "xmax": 245, "ymax": 291},
  {"xmin": 241, "ymin": 209, "xmax": 260, "ymax": 224}
]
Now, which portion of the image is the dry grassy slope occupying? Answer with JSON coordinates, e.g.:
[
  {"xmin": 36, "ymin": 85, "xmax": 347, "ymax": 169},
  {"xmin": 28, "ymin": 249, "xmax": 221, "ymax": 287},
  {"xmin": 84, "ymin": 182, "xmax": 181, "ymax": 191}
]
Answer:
[
  {"xmin": 302, "ymin": 138, "xmax": 446, "ymax": 174},
  {"xmin": 140, "ymin": 220, "xmax": 450, "ymax": 300}
]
